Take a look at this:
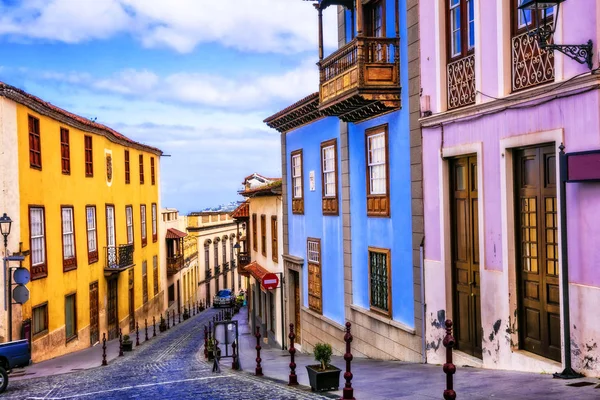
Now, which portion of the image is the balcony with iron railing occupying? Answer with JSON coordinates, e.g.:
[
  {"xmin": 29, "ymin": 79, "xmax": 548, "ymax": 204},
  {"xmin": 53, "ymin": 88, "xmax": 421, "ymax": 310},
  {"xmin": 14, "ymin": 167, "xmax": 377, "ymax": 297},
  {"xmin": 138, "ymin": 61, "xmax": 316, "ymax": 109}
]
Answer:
[
  {"xmin": 167, "ymin": 254, "xmax": 184, "ymax": 276},
  {"xmin": 512, "ymin": 26, "xmax": 555, "ymax": 92},
  {"xmin": 238, "ymin": 252, "xmax": 250, "ymax": 267},
  {"xmin": 318, "ymin": 36, "xmax": 400, "ymax": 122},
  {"xmin": 104, "ymin": 244, "xmax": 134, "ymax": 275}
]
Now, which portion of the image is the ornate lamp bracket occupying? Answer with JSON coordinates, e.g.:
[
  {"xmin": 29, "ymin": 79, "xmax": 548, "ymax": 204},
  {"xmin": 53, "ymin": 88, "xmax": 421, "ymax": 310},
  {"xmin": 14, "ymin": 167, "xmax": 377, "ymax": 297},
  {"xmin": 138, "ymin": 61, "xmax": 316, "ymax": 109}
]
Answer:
[{"xmin": 541, "ymin": 40, "xmax": 594, "ymax": 70}]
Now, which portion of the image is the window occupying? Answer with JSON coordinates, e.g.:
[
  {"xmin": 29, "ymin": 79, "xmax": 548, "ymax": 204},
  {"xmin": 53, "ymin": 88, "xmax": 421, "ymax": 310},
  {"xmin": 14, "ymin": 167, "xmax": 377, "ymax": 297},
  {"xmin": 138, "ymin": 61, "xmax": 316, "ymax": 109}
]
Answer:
[
  {"xmin": 271, "ymin": 216, "xmax": 278, "ymax": 263},
  {"xmin": 369, "ymin": 247, "xmax": 392, "ymax": 316},
  {"xmin": 61, "ymin": 206, "xmax": 77, "ymax": 271},
  {"xmin": 214, "ymin": 241, "xmax": 219, "ymax": 269},
  {"xmin": 142, "ymin": 260, "xmax": 148, "ymax": 304},
  {"xmin": 29, "ymin": 115, "xmax": 41, "ymax": 169},
  {"xmin": 86, "ymin": 206, "xmax": 98, "ymax": 263},
  {"xmin": 33, "ymin": 303, "xmax": 48, "ymax": 337},
  {"xmin": 222, "ymin": 240, "xmax": 227, "ymax": 265},
  {"xmin": 126, "ymin": 206, "xmax": 134, "ymax": 244},
  {"xmin": 125, "ymin": 150, "xmax": 130, "ymax": 184},
  {"xmin": 140, "ymin": 205, "xmax": 147, "ymax": 246},
  {"xmin": 152, "ymin": 203, "xmax": 157, "ymax": 242},
  {"xmin": 307, "ymin": 238, "xmax": 322, "ymax": 314},
  {"xmin": 139, "ymin": 154, "xmax": 144, "ymax": 184},
  {"xmin": 168, "ymin": 284, "xmax": 175, "ymax": 305},
  {"xmin": 106, "ymin": 205, "xmax": 116, "ymax": 248},
  {"xmin": 321, "ymin": 139, "xmax": 338, "ymax": 215},
  {"xmin": 260, "ymin": 215, "xmax": 266, "ymax": 257},
  {"xmin": 65, "ymin": 293, "xmax": 77, "ymax": 341},
  {"xmin": 204, "ymin": 244, "xmax": 210, "ymax": 271},
  {"xmin": 84, "ymin": 135, "xmax": 93, "ymax": 177},
  {"xmin": 230, "ymin": 236, "xmax": 234, "ymax": 266},
  {"xmin": 365, "ymin": 0, "xmax": 384, "ymax": 37},
  {"xmin": 153, "ymin": 255, "xmax": 159, "ymax": 295},
  {"xmin": 366, "ymin": 126, "xmax": 390, "ymax": 217},
  {"xmin": 447, "ymin": 0, "xmax": 474, "ymax": 60},
  {"xmin": 29, "ymin": 206, "xmax": 47, "ymax": 279},
  {"xmin": 151, "ymin": 157, "xmax": 156, "ymax": 185},
  {"xmin": 252, "ymin": 214, "xmax": 258, "ymax": 252},
  {"xmin": 291, "ymin": 150, "xmax": 304, "ymax": 214},
  {"xmin": 60, "ymin": 128, "xmax": 70, "ymax": 174}
]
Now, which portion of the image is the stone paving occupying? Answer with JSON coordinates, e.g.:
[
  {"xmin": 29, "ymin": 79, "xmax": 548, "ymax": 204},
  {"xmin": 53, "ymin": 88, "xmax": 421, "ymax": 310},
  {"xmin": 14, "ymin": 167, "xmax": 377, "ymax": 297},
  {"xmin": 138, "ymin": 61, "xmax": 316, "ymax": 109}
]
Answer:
[{"xmin": 3, "ymin": 307, "xmax": 331, "ymax": 399}]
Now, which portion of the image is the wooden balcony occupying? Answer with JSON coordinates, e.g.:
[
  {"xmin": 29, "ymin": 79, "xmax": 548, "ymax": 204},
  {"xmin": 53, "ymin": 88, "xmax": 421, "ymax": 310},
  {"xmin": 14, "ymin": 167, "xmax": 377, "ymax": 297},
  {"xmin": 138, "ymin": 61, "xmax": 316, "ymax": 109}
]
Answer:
[
  {"xmin": 167, "ymin": 254, "xmax": 184, "ymax": 276},
  {"xmin": 104, "ymin": 244, "xmax": 134, "ymax": 276},
  {"xmin": 318, "ymin": 36, "xmax": 400, "ymax": 122},
  {"xmin": 238, "ymin": 252, "xmax": 250, "ymax": 268}
]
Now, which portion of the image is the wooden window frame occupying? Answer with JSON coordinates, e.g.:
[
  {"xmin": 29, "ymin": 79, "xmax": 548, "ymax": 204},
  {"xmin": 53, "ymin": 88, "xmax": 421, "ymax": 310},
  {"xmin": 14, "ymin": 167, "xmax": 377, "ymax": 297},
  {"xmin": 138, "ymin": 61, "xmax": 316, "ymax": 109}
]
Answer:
[
  {"xmin": 321, "ymin": 138, "xmax": 339, "ymax": 215},
  {"xmin": 214, "ymin": 241, "xmax": 219, "ymax": 270},
  {"xmin": 368, "ymin": 247, "xmax": 392, "ymax": 317},
  {"xmin": 60, "ymin": 127, "xmax": 70, "ymax": 175},
  {"xmin": 150, "ymin": 157, "xmax": 156, "ymax": 185},
  {"xmin": 32, "ymin": 302, "xmax": 49, "ymax": 339},
  {"xmin": 511, "ymin": 0, "xmax": 554, "ymax": 36},
  {"xmin": 252, "ymin": 214, "xmax": 258, "ymax": 252},
  {"xmin": 86, "ymin": 205, "xmax": 99, "ymax": 264},
  {"xmin": 29, "ymin": 205, "xmax": 48, "ymax": 280},
  {"xmin": 125, "ymin": 150, "xmax": 131, "ymax": 184},
  {"xmin": 271, "ymin": 216, "xmax": 278, "ymax": 263},
  {"xmin": 260, "ymin": 214, "xmax": 267, "ymax": 257},
  {"xmin": 307, "ymin": 238, "xmax": 322, "ymax": 314},
  {"xmin": 446, "ymin": 0, "xmax": 475, "ymax": 63},
  {"xmin": 139, "ymin": 154, "xmax": 145, "ymax": 184},
  {"xmin": 364, "ymin": 0, "xmax": 386, "ymax": 38},
  {"xmin": 142, "ymin": 260, "xmax": 148, "ymax": 304},
  {"xmin": 365, "ymin": 125, "xmax": 390, "ymax": 217},
  {"xmin": 84, "ymin": 135, "xmax": 93, "ymax": 177},
  {"xmin": 126, "ymin": 205, "xmax": 134, "ymax": 245},
  {"xmin": 29, "ymin": 115, "xmax": 42, "ymax": 170},
  {"xmin": 65, "ymin": 292, "xmax": 78, "ymax": 342},
  {"xmin": 61, "ymin": 206, "xmax": 77, "ymax": 271},
  {"xmin": 151, "ymin": 203, "xmax": 157, "ymax": 242},
  {"xmin": 153, "ymin": 255, "xmax": 159, "ymax": 295},
  {"xmin": 140, "ymin": 204, "xmax": 147, "ymax": 247},
  {"xmin": 291, "ymin": 149, "xmax": 304, "ymax": 215},
  {"xmin": 222, "ymin": 240, "xmax": 227, "ymax": 265}
]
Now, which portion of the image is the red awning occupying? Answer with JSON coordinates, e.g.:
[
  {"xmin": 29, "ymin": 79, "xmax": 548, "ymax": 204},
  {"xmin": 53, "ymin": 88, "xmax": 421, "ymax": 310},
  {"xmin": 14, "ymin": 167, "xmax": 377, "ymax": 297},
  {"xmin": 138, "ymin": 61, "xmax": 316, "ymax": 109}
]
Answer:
[
  {"xmin": 166, "ymin": 228, "xmax": 187, "ymax": 239},
  {"xmin": 244, "ymin": 261, "xmax": 269, "ymax": 282}
]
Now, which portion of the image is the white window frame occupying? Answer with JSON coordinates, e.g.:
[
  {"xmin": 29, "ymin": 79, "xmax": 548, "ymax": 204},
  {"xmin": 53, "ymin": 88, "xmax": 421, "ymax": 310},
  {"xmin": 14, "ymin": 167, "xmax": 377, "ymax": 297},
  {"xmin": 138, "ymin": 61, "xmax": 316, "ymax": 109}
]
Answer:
[
  {"xmin": 322, "ymin": 145, "xmax": 336, "ymax": 197},
  {"xmin": 292, "ymin": 154, "xmax": 302, "ymax": 199},
  {"xmin": 450, "ymin": 0, "xmax": 461, "ymax": 58},
  {"xmin": 86, "ymin": 206, "xmax": 97, "ymax": 253},
  {"xmin": 61, "ymin": 207, "xmax": 75, "ymax": 260},
  {"xmin": 30, "ymin": 207, "xmax": 46, "ymax": 266},
  {"xmin": 126, "ymin": 206, "xmax": 134, "ymax": 244},
  {"xmin": 307, "ymin": 239, "xmax": 320, "ymax": 264},
  {"xmin": 106, "ymin": 205, "xmax": 116, "ymax": 248},
  {"xmin": 152, "ymin": 203, "xmax": 157, "ymax": 237},
  {"xmin": 141, "ymin": 205, "xmax": 147, "ymax": 240},
  {"xmin": 367, "ymin": 132, "xmax": 387, "ymax": 195}
]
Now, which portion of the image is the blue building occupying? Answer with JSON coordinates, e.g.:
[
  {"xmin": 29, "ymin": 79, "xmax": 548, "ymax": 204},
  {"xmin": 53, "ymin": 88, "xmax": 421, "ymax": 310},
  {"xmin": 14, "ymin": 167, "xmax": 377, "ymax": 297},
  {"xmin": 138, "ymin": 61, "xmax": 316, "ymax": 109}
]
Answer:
[{"xmin": 264, "ymin": 0, "xmax": 423, "ymax": 361}]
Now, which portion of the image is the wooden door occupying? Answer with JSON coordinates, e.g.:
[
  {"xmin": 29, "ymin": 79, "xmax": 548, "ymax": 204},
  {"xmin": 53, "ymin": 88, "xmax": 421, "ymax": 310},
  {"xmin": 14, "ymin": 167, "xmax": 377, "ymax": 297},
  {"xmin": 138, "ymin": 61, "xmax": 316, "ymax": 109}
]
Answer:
[
  {"xmin": 515, "ymin": 145, "xmax": 561, "ymax": 362},
  {"xmin": 293, "ymin": 271, "xmax": 301, "ymax": 342},
  {"xmin": 89, "ymin": 282, "xmax": 99, "ymax": 345},
  {"xmin": 451, "ymin": 156, "xmax": 482, "ymax": 358},
  {"xmin": 107, "ymin": 278, "xmax": 118, "ymax": 340},
  {"xmin": 129, "ymin": 269, "xmax": 135, "ymax": 331}
]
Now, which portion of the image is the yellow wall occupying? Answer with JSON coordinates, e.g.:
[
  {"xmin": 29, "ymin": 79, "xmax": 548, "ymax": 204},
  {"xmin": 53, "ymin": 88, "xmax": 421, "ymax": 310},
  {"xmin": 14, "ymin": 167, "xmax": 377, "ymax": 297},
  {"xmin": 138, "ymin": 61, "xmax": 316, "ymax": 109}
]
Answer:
[{"xmin": 16, "ymin": 105, "xmax": 162, "ymax": 361}]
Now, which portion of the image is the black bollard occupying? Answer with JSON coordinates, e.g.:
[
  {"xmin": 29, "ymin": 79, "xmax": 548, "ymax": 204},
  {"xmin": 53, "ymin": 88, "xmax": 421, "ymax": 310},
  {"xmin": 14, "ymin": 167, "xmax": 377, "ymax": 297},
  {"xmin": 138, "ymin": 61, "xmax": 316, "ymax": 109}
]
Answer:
[
  {"xmin": 153, "ymin": 316, "xmax": 157, "ymax": 337},
  {"xmin": 145, "ymin": 318, "xmax": 149, "ymax": 341},
  {"xmin": 288, "ymin": 323, "xmax": 298, "ymax": 386},
  {"xmin": 102, "ymin": 333, "xmax": 107, "ymax": 366},
  {"xmin": 341, "ymin": 322, "xmax": 355, "ymax": 400},
  {"xmin": 255, "ymin": 327, "xmax": 263, "ymax": 376},
  {"xmin": 136, "ymin": 321, "xmax": 140, "ymax": 346},
  {"xmin": 443, "ymin": 320, "xmax": 457, "ymax": 400},
  {"xmin": 119, "ymin": 329, "xmax": 124, "ymax": 357}
]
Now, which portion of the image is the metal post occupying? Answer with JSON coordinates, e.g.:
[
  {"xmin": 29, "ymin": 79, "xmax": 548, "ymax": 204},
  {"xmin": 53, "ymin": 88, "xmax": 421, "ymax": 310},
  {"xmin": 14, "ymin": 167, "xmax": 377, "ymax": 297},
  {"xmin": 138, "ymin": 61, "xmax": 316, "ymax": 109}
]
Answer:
[
  {"xmin": 119, "ymin": 329, "xmax": 124, "ymax": 357},
  {"xmin": 178, "ymin": 311, "xmax": 181, "ymax": 324},
  {"xmin": 255, "ymin": 326, "xmax": 263, "ymax": 376},
  {"xmin": 102, "ymin": 333, "xmax": 107, "ymax": 366},
  {"xmin": 442, "ymin": 320, "xmax": 456, "ymax": 400},
  {"xmin": 341, "ymin": 322, "xmax": 355, "ymax": 400},
  {"xmin": 167, "ymin": 311, "xmax": 170, "ymax": 329},
  {"xmin": 136, "ymin": 321, "xmax": 140, "ymax": 346},
  {"xmin": 145, "ymin": 318, "xmax": 149, "ymax": 341},
  {"xmin": 153, "ymin": 316, "xmax": 156, "ymax": 337},
  {"xmin": 232, "ymin": 340, "xmax": 238, "ymax": 370},
  {"xmin": 288, "ymin": 323, "xmax": 298, "ymax": 386},
  {"xmin": 279, "ymin": 272, "xmax": 286, "ymax": 350},
  {"xmin": 204, "ymin": 325, "xmax": 209, "ymax": 359},
  {"xmin": 173, "ymin": 311, "xmax": 176, "ymax": 326}
]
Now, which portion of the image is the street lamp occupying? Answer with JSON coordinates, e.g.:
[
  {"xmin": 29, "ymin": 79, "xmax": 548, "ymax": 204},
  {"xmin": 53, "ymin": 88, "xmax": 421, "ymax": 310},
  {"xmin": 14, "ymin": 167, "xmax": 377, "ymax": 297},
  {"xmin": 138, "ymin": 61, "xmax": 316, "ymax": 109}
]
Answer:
[
  {"xmin": 0, "ymin": 213, "xmax": 12, "ymax": 248},
  {"xmin": 518, "ymin": 0, "xmax": 593, "ymax": 69}
]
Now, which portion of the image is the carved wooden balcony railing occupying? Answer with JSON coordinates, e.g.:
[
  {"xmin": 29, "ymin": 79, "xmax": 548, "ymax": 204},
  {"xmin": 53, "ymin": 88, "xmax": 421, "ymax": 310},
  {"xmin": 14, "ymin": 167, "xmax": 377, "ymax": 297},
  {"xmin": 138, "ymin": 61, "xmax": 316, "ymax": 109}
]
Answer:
[
  {"xmin": 512, "ymin": 27, "xmax": 554, "ymax": 92},
  {"xmin": 447, "ymin": 54, "xmax": 476, "ymax": 110},
  {"xmin": 104, "ymin": 244, "xmax": 134, "ymax": 273},
  {"xmin": 167, "ymin": 254, "xmax": 184, "ymax": 276},
  {"xmin": 318, "ymin": 36, "xmax": 400, "ymax": 122},
  {"xmin": 238, "ymin": 252, "xmax": 250, "ymax": 267}
]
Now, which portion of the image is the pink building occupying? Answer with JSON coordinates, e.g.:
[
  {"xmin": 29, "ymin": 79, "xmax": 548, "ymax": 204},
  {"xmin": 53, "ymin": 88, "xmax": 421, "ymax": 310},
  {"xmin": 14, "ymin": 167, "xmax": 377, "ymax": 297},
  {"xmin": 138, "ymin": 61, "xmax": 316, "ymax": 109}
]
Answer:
[{"xmin": 419, "ymin": 0, "xmax": 600, "ymax": 376}]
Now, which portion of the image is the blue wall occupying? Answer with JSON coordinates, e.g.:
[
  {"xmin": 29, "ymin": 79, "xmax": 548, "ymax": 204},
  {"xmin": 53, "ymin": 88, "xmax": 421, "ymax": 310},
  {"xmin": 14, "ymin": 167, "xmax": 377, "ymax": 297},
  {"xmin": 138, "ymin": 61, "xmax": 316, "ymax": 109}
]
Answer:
[
  {"xmin": 345, "ymin": 0, "xmax": 415, "ymax": 327},
  {"xmin": 286, "ymin": 117, "xmax": 345, "ymax": 326}
]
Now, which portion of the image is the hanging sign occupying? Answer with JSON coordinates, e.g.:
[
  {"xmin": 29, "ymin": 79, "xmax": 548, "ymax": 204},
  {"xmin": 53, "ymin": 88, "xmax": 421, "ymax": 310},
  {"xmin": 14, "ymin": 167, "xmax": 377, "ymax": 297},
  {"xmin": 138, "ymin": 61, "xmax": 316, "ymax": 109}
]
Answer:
[{"xmin": 566, "ymin": 150, "xmax": 600, "ymax": 182}]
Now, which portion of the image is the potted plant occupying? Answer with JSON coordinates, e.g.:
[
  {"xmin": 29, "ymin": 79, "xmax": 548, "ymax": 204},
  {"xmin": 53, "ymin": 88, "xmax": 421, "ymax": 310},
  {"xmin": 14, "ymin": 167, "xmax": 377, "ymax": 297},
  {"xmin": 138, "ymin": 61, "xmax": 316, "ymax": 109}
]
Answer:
[
  {"xmin": 306, "ymin": 343, "xmax": 341, "ymax": 392},
  {"xmin": 122, "ymin": 334, "xmax": 133, "ymax": 352},
  {"xmin": 183, "ymin": 307, "xmax": 190, "ymax": 320},
  {"xmin": 159, "ymin": 316, "xmax": 167, "ymax": 332}
]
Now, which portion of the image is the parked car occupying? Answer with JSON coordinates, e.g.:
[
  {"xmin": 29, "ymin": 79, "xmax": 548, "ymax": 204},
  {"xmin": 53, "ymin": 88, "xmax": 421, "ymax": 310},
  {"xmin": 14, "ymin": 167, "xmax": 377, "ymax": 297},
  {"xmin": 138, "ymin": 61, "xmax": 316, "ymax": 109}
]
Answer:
[
  {"xmin": 0, "ymin": 339, "xmax": 31, "ymax": 393},
  {"xmin": 213, "ymin": 289, "xmax": 235, "ymax": 308}
]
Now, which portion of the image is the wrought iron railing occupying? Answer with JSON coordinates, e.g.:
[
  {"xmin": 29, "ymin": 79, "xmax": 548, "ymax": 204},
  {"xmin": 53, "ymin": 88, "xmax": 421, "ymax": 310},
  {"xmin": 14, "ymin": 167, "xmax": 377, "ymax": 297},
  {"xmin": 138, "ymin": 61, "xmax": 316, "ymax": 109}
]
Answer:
[
  {"xmin": 105, "ymin": 244, "xmax": 134, "ymax": 269},
  {"xmin": 512, "ymin": 27, "xmax": 554, "ymax": 92},
  {"xmin": 215, "ymin": 265, "xmax": 221, "ymax": 275},
  {"xmin": 223, "ymin": 261, "xmax": 229, "ymax": 271},
  {"xmin": 447, "ymin": 54, "xmax": 476, "ymax": 110},
  {"xmin": 167, "ymin": 254, "xmax": 184, "ymax": 276}
]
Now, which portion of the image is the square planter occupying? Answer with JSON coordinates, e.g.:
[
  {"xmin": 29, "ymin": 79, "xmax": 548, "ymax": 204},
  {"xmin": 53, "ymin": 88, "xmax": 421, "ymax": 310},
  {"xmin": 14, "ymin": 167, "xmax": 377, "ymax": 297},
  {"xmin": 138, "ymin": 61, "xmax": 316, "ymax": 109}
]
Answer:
[
  {"xmin": 306, "ymin": 365, "xmax": 341, "ymax": 392},
  {"xmin": 122, "ymin": 341, "xmax": 133, "ymax": 352}
]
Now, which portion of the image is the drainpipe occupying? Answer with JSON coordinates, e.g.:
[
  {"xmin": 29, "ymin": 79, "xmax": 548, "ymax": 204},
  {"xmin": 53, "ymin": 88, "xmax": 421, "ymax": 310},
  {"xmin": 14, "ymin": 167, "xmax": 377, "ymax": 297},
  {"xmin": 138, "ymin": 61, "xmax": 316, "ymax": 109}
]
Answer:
[
  {"xmin": 420, "ymin": 238, "xmax": 426, "ymax": 364},
  {"xmin": 553, "ymin": 145, "xmax": 582, "ymax": 379}
]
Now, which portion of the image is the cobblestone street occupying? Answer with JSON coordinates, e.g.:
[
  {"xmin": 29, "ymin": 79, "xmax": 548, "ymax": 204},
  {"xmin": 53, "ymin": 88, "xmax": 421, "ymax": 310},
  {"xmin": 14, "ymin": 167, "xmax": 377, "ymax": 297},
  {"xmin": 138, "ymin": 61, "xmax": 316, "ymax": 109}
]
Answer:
[{"xmin": 3, "ymin": 308, "xmax": 330, "ymax": 400}]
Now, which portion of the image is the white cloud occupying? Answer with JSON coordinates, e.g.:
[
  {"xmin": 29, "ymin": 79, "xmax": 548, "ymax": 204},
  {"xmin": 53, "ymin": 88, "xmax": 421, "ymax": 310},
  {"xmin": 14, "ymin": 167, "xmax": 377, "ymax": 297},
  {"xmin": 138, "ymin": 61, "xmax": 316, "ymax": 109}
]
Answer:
[{"xmin": 0, "ymin": 0, "xmax": 339, "ymax": 54}]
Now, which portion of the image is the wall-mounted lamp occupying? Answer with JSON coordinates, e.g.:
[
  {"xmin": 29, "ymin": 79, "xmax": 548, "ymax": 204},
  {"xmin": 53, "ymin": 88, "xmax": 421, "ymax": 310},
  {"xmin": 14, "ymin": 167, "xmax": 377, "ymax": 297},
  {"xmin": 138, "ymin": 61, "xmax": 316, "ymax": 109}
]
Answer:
[
  {"xmin": 518, "ymin": 0, "xmax": 593, "ymax": 69},
  {"xmin": 420, "ymin": 95, "xmax": 432, "ymax": 117}
]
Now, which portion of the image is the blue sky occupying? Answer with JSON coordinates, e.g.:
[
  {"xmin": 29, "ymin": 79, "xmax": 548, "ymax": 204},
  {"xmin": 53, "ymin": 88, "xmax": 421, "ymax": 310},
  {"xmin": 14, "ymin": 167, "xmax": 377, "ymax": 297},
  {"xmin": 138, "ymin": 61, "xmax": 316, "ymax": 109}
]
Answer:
[{"xmin": 0, "ymin": 0, "xmax": 337, "ymax": 213}]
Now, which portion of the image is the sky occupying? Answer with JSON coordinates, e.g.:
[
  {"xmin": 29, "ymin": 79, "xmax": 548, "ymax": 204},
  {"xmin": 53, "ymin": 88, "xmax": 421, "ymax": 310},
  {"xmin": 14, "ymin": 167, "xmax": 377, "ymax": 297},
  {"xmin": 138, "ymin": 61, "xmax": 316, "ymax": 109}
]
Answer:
[{"xmin": 0, "ymin": 0, "xmax": 337, "ymax": 213}]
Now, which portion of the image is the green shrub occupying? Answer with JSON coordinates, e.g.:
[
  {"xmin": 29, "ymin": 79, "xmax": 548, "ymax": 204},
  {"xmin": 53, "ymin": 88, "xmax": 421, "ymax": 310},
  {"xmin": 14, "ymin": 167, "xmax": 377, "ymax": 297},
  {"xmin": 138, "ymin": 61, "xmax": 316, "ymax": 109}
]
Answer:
[
  {"xmin": 123, "ymin": 334, "xmax": 131, "ymax": 342},
  {"xmin": 313, "ymin": 343, "xmax": 333, "ymax": 370}
]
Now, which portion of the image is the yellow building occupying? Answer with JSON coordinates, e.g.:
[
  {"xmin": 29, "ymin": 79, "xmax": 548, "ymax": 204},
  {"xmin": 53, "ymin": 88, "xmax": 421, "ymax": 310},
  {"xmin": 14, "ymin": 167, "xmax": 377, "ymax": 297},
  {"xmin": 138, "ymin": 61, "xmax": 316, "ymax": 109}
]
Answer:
[{"xmin": 0, "ymin": 81, "xmax": 164, "ymax": 362}]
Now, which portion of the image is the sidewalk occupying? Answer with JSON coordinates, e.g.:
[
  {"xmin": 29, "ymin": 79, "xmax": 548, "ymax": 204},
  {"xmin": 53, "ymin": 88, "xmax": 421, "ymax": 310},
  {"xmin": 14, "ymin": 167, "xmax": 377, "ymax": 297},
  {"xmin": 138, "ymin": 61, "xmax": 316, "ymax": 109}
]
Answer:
[{"xmin": 224, "ymin": 309, "xmax": 600, "ymax": 400}]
